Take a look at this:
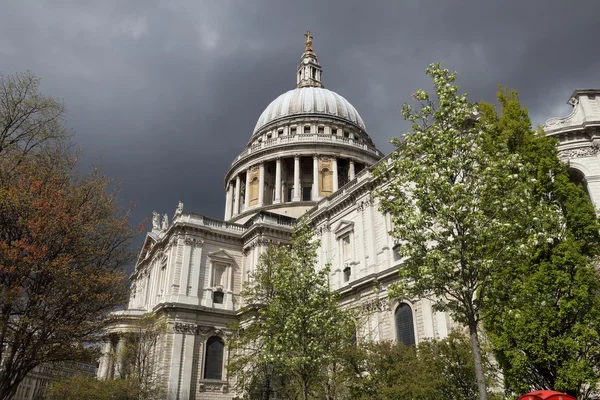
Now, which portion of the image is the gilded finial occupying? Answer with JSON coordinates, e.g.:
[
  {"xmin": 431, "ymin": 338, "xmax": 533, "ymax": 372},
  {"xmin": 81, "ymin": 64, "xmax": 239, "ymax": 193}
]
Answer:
[{"xmin": 304, "ymin": 30, "xmax": 313, "ymax": 51}]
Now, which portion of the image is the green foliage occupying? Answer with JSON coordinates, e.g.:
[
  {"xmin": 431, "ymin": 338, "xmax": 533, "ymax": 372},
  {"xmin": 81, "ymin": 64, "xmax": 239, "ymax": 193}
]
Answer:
[
  {"xmin": 46, "ymin": 375, "xmax": 142, "ymax": 400},
  {"xmin": 228, "ymin": 221, "xmax": 355, "ymax": 400},
  {"xmin": 374, "ymin": 63, "xmax": 564, "ymax": 400},
  {"xmin": 347, "ymin": 330, "xmax": 502, "ymax": 400},
  {"xmin": 481, "ymin": 88, "xmax": 600, "ymax": 399}
]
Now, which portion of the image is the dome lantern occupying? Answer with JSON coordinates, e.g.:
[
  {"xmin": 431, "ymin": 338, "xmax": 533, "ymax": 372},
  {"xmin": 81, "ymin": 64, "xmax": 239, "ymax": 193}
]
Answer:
[{"xmin": 296, "ymin": 31, "xmax": 323, "ymax": 88}]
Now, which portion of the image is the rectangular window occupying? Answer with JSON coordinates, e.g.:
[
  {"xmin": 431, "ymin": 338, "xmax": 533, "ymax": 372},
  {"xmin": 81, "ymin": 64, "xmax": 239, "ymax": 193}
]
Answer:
[
  {"xmin": 318, "ymin": 126, "xmax": 324, "ymax": 134},
  {"xmin": 342, "ymin": 235, "xmax": 351, "ymax": 262},
  {"xmin": 343, "ymin": 266, "xmax": 351, "ymax": 282},
  {"xmin": 302, "ymin": 187, "xmax": 311, "ymax": 201},
  {"xmin": 290, "ymin": 127, "xmax": 297, "ymax": 135},
  {"xmin": 287, "ymin": 188, "xmax": 293, "ymax": 202},
  {"xmin": 213, "ymin": 290, "xmax": 224, "ymax": 304},
  {"xmin": 393, "ymin": 244, "xmax": 402, "ymax": 262},
  {"xmin": 213, "ymin": 263, "xmax": 227, "ymax": 287},
  {"xmin": 304, "ymin": 125, "xmax": 311, "ymax": 134}
]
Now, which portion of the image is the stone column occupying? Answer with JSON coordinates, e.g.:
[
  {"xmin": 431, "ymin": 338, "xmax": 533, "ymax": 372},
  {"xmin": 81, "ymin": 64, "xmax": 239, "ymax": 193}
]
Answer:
[
  {"xmin": 224, "ymin": 182, "xmax": 233, "ymax": 220},
  {"xmin": 332, "ymin": 157, "xmax": 339, "ymax": 192},
  {"xmin": 258, "ymin": 163, "xmax": 265, "ymax": 206},
  {"xmin": 180, "ymin": 334, "xmax": 195, "ymax": 398},
  {"xmin": 349, "ymin": 159, "xmax": 356, "ymax": 180},
  {"xmin": 274, "ymin": 158, "xmax": 282, "ymax": 204},
  {"xmin": 293, "ymin": 155, "xmax": 301, "ymax": 201},
  {"xmin": 245, "ymin": 169, "xmax": 251, "ymax": 210},
  {"xmin": 98, "ymin": 340, "xmax": 112, "ymax": 380},
  {"xmin": 168, "ymin": 333, "xmax": 184, "ymax": 397},
  {"xmin": 312, "ymin": 155, "xmax": 319, "ymax": 200},
  {"xmin": 234, "ymin": 174, "xmax": 241, "ymax": 215},
  {"xmin": 114, "ymin": 336, "xmax": 126, "ymax": 378}
]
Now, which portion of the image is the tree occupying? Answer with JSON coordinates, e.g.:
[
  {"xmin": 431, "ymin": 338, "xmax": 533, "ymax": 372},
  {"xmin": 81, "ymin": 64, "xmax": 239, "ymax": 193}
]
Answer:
[
  {"xmin": 0, "ymin": 71, "xmax": 69, "ymax": 163},
  {"xmin": 374, "ymin": 64, "xmax": 564, "ymax": 400},
  {"xmin": 117, "ymin": 314, "xmax": 168, "ymax": 400},
  {"xmin": 46, "ymin": 375, "xmax": 139, "ymax": 400},
  {"xmin": 228, "ymin": 222, "xmax": 355, "ymax": 400},
  {"xmin": 0, "ymin": 144, "xmax": 136, "ymax": 399},
  {"xmin": 481, "ymin": 88, "xmax": 600, "ymax": 398},
  {"xmin": 346, "ymin": 330, "xmax": 501, "ymax": 400}
]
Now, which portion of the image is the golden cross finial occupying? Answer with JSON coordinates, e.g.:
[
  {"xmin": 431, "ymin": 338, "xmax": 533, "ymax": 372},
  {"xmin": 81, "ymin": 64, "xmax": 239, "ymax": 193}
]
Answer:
[{"xmin": 304, "ymin": 30, "xmax": 313, "ymax": 51}]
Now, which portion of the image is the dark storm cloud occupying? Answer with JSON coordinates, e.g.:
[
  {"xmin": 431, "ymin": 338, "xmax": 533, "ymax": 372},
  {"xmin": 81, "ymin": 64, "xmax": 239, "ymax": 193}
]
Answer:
[{"xmin": 1, "ymin": 0, "xmax": 599, "ymax": 231}]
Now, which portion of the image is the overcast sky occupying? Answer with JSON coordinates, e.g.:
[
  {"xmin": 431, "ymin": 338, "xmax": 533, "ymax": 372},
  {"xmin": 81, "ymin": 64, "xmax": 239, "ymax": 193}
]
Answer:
[{"xmin": 1, "ymin": 0, "xmax": 599, "ymax": 234}]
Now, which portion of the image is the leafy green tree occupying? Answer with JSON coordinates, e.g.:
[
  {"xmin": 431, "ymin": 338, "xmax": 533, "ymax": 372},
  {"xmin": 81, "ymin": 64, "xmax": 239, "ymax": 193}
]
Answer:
[
  {"xmin": 46, "ymin": 375, "xmax": 140, "ymax": 400},
  {"xmin": 481, "ymin": 88, "xmax": 600, "ymax": 399},
  {"xmin": 347, "ymin": 330, "xmax": 501, "ymax": 400},
  {"xmin": 374, "ymin": 64, "xmax": 563, "ymax": 400},
  {"xmin": 228, "ymin": 221, "xmax": 354, "ymax": 400}
]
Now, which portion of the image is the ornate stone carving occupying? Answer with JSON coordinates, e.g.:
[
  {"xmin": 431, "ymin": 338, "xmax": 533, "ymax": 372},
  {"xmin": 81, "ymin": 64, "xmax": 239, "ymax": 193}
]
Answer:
[
  {"xmin": 559, "ymin": 144, "xmax": 600, "ymax": 159},
  {"xmin": 199, "ymin": 381, "xmax": 229, "ymax": 393},
  {"xmin": 356, "ymin": 197, "xmax": 374, "ymax": 211},
  {"xmin": 152, "ymin": 211, "xmax": 160, "ymax": 232},
  {"xmin": 175, "ymin": 201, "xmax": 184, "ymax": 217},
  {"xmin": 173, "ymin": 323, "xmax": 227, "ymax": 337},
  {"xmin": 361, "ymin": 297, "xmax": 390, "ymax": 313},
  {"xmin": 161, "ymin": 214, "xmax": 169, "ymax": 231},
  {"xmin": 184, "ymin": 237, "xmax": 204, "ymax": 247},
  {"xmin": 315, "ymin": 223, "xmax": 331, "ymax": 236},
  {"xmin": 174, "ymin": 322, "xmax": 198, "ymax": 335}
]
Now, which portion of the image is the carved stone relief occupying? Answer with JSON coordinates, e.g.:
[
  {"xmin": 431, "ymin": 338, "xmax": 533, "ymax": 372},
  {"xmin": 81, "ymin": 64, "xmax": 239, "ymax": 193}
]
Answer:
[{"xmin": 559, "ymin": 143, "xmax": 600, "ymax": 159}]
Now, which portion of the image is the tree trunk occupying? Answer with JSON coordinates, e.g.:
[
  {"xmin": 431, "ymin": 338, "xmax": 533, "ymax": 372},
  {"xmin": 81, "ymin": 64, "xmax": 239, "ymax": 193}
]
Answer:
[{"xmin": 468, "ymin": 316, "xmax": 488, "ymax": 400}]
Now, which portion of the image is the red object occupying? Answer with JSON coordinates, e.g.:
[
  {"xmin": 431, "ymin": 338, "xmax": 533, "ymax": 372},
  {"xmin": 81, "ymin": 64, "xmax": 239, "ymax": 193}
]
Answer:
[{"xmin": 518, "ymin": 390, "xmax": 576, "ymax": 400}]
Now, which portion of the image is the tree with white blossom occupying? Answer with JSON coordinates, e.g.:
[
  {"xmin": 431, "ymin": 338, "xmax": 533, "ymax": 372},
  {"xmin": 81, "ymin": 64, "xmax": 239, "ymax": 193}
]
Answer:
[
  {"xmin": 228, "ymin": 221, "xmax": 354, "ymax": 400},
  {"xmin": 375, "ymin": 64, "xmax": 564, "ymax": 400}
]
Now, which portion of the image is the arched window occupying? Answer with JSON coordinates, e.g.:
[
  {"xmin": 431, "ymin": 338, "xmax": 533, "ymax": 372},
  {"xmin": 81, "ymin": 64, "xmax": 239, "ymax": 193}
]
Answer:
[
  {"xmin": 204, "ymin": 336, "xmax": 224, "ymax": 380},
  {"xmin": 395, "ymin": 303, "xmax": 415, "ymax": 346},
  {"xmin": 568, "ymin": 168, "xmax": 590, "ymax": 199}
]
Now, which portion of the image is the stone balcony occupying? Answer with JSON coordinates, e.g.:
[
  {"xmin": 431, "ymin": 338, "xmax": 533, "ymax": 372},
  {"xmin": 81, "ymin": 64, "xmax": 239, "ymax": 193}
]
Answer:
[{"xmin": 230, "ymin": 133, "xmax": 381, "ymax": 167}]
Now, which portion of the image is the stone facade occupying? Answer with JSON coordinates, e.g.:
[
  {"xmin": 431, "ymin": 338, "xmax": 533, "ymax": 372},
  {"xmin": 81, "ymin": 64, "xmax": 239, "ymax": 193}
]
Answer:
[
  {"xmin": 543, "ymin": 89, "xmax": 600, "ymax": 205},
  {"xmin": 99, "ymin": 34, "xmax": 600, "ymax": 400}
]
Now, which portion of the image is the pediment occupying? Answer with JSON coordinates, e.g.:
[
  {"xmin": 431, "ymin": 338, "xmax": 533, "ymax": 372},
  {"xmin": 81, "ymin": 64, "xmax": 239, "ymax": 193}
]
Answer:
[
  {"xmin": 333, "ymin": 220, "xmax": 354, "ymax": 238},
  {"xmin": 136, "ymin": 234, "xmax": 157, "ymax": 264},
  {"xmin": 208, "ymin": 249, "xmax": 236, "ymax": 263}
]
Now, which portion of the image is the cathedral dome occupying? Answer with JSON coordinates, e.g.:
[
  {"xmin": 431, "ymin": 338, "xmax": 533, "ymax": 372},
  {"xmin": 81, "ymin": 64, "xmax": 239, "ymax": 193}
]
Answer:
[{"xmin": 253, "ymin": 87, "xmax": 366, "ymax": 134}]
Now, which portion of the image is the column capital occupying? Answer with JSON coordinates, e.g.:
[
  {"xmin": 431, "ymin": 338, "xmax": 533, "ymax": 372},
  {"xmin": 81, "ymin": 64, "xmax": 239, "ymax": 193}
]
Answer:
[{"xmin": 294, "ymin": 153, "xmax": 301, "ymax": 160}]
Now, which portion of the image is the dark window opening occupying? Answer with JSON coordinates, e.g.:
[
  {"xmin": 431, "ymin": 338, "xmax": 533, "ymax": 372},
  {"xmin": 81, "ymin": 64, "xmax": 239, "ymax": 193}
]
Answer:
[
  {"xmin": 290, "ymin": 127, "xmax": 297, "ymax": 135},
  {"xmin": 395, "ymin": 304, "xmax": 416, "ymax": 346},
  {"xmin": 302, "ymin": 187, "xmax": 311, "ymax": 201},
  {"xmin": 213, "ymin": 290, "xmax": 224, "ymax": 304},
  {"xmin": 568, "ymin": 168, "xmax": 590, "ymax": 199},
  {"xmin": 318, "ymin": 126, "xmax": 324, "ymax": 134},
  {"xmin": 204, "ymin": 336, "xmax": 225, "ymax": 380},
  {"xmin": 287, "ymin": 188, "xmax": 293, "ymax": 202},
  {"xmin": 343, "ymin": 266, "xmax": 351, "ymax": 282},
  {"xmin": 304, "ymin": 125, "xmax": 311, "ymax": 134},
  {"xmin": 393, "ymin": 244, "xmax": 402, "ymax": 262}
]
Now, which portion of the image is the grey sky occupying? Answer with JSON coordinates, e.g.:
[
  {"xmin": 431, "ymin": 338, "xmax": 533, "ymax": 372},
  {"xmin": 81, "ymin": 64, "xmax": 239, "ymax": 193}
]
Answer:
[{"xmin": 1, "ymin": 0, "xmax": 599, "ymax": 231}]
